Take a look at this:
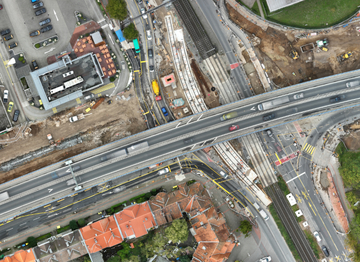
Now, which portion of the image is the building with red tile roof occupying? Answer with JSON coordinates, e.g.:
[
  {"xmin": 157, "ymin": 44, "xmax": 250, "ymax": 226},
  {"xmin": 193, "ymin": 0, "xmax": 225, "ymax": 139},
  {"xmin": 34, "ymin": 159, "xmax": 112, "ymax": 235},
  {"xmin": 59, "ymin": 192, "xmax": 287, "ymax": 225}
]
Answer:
[
  {"xmin": 80, "ymin": 216, "xmax": 123, "ymax": 253},
  {"xmin": 0, "ymin": 249, "xmax": 36, "ymax": 262},
  {"xmin": 114, "ymin": 202, "xmax": 157, "ymax": 239}
]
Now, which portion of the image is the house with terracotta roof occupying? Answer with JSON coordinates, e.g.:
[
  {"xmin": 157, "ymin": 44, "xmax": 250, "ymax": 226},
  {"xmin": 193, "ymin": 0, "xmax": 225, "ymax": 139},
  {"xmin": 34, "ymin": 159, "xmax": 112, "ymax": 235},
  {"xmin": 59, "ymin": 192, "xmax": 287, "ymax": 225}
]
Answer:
[
  {"xmin": 80, "ymin": 216, "xmax": 123, "ymax": 253},
  {"xmin": 0, "ymin": 249, "xmax": 36, "ymax": 262},
  {"xmin": 114, "ymin": 202, "xmax": 157, "ymax": 239}
]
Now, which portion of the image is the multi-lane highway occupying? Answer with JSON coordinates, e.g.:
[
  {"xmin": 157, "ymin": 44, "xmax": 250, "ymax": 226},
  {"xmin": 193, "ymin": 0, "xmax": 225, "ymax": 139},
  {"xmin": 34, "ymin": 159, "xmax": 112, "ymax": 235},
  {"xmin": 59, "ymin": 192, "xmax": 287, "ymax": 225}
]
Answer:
[{"xmin": 1, "ymin": 75, "xmax": 360, "ymax": 222}]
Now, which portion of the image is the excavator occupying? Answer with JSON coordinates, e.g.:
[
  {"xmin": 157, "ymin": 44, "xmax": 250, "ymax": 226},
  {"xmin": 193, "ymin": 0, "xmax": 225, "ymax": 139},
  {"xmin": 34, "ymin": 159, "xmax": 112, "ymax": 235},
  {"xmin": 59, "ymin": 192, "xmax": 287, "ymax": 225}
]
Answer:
[
  {"xmin": 289, "ymin": 42, "xmax": 299, "ymax": 60},
  {"xmin": 337, "ymin": 52, "xmax": 352, "ymax": 62}
]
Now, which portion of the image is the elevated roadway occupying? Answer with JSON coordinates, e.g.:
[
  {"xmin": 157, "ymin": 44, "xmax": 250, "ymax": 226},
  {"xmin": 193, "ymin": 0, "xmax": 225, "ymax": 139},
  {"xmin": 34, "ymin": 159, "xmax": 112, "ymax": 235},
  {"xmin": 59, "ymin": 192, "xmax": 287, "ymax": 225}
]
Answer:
[{"xmin": 1, "ymin": 73, "xmax": 360, "ymax": 221}]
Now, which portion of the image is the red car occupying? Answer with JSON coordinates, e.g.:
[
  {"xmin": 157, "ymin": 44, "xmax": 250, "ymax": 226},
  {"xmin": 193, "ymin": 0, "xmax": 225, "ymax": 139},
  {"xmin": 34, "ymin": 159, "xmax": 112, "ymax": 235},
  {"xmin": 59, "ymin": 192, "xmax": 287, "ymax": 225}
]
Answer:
[
  {"xmin": 229, "ymin": 125, "xmax": 239, "ymax": 131},
  {"xmin": 0, "ymin": 5, "xmax": 3, "ymax": 10}
]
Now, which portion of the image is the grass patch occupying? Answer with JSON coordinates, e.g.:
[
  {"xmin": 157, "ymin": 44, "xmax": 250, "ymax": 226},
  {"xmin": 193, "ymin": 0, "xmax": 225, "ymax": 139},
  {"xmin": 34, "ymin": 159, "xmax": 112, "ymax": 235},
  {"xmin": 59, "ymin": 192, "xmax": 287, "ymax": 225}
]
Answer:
[
  {"xmin": 20, "ymin": 77, "xmax": 28, "ymax": 88},
  {"xmin": 35, "ymin": 233, "xmax": 52, "ymax": 242},
  {"xmin": 304, "ymin": 231, "xmax": 320, "ymax": 259},
  {"xmin": 56, "ymin": 225, "xmax": 71, "ymax": 234},
  {"xmin": 269, "ymin": 204, "xmax": 301, "ymax": 260},
  {"xmin": 335, "ymin": 142, "xmax": 360, "ymax": 189},
  {"xmin": 277, "ymin": 176, "xmax": 290, "ymax": 195},
  {"xmin": 291, "ymin": 205, "xmax": 304, "ymax": 223},
  {"xmin": 251, "ymin": 1, "xmax": 260, "ymax": 16},
  {"xmin": 263, "ymin": 0, "xmax": 360, "ymax": 28}
]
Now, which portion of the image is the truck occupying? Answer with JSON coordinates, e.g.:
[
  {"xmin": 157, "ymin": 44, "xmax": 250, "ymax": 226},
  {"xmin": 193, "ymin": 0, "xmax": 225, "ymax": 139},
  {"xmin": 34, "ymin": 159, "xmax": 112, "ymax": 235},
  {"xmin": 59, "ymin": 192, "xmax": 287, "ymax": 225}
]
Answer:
[
  {"xmin": 258, "ymin": 96, "xmax": 290, "ymax": 111},
  {"xmin": 220, "ymin": 111, "xmax": 238, "ymax": 121},
  {"xmin": 152, "ymin": 80, "xmax": 162, "ymax": 101},
  {"xmin": 346, "ymin": 81, "xmax": 360, "ymax": 88},
  {"xmin": 253, "ymin": 202, "xmax": 269, "ymax": 221},
  {"xmin": 0, "ymin": 192, "xmax": 9, "ymax": 202},
  {"xmin": 69, "ymin": 113, "xmax": 85, "ymax": 123}
]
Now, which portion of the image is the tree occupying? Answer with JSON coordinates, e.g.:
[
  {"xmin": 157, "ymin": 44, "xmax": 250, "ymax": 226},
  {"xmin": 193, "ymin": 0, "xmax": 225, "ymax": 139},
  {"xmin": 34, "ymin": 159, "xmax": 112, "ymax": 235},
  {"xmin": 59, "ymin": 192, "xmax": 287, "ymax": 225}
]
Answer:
[
  {"xmin": 123, "ymin": 255, "xmax": 140, "ymax": 262},
  {"xmin": 69, "ymin": 220, "xmax": 79, "ymax": 230},
  {"xmin": 117, "ymin": 242, "xmax": 131, "ymax": 260},
  {"xmin": 107, "ymin": 0, "xmax": 127, "ymax": 20},
  {"xmin": 78, "ymin": 218, "xmax": 86, "ymax": 227},
  {"xmin": 179, "ymin": 255, "xmax": 191, "ymax": 262},
  {"xmin": 123, "ymin": 23, "xmax": 139, "ymax": 40},
  {"xmin": 26, "ymin": 236, "xmax": 37, "ymax": 248},
  {"xmin": 238, "ymin": 220, "xmax": 252, "ymax": 237},
  {"xmin": 144, "ymin": 231, "xmax": 168, "ymax": 257},
  {"xmin": 106, "ymin": 256, "xmax": 120, "ymax": 262},
  {"xmin": 165, "ymin": 219, "xmax": 189, "ymax": 243}
]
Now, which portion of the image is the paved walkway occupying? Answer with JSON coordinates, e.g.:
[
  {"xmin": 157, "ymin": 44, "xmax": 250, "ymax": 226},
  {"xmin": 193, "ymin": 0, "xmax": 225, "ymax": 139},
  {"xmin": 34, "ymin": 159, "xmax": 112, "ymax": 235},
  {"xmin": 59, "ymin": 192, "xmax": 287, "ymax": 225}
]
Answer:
[{"xmin": 256, "ymin": 0, "xmax": 265, "ymax": 18}]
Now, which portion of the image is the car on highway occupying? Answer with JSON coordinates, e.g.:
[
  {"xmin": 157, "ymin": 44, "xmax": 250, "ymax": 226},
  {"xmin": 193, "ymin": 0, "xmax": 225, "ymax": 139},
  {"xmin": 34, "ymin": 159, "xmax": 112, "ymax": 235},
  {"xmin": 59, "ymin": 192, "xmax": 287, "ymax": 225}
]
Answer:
[
  {"xmin": 184, "ymin": 138, "xmax": 194, "ymax": 144},
  {"xmin": 161, "ymin": 107, "xmax": 168, "ymax": 116},
  {"xmin": 148, "ymin": 48, "xmax": 153, "ymax": 58},
  {"xmin": 229, "ymin": 125, "xmax": 239, "ymax": 131},
  {"xmin": 40, "ymin": 25, "xmax": 53, "ymax": 33},
  {"xmin": 3, "ymin": 90, "xmax": 8, "ymax": 103},
  {"xmin": 141, "ymin": 8, "xmax": 147, "ymax": 19},
  {"xmin": 35, "ymin": 8, "xmax": 46, "ymax": 16},
  {"xmin": 220, "ymin": 111, "xmax": 238, "ymax": 121},
  {"xmin": 313, "ymin": 231, "xmax": 321, "ymax": 242},
  {"xmin": 146, "ymin": 30, "xmax": 152, "ymax": 40},
  {"xmin": 329, "ymin": 96, "xmax": 341, "ymax": 103},
  {"xmin": 3, "ymin": 34, "xmax": 13, "ymax": 41},
  {"xmin": 32, "ymin": 60, "xmax": 39, "ymax": 70},
  {"xmin": 13, "ymin": 110, "xmax": 20, "ymax": 122},
  {"xmin": 8, "ymin": 42, "xmax": 17, "ymax": 49},
  {"xmin": 263, "ymin": 113, "xmax": 275, "ymax": 121},
  {"xmin": 39, "ymin": 18, "xmax": 51, "ymax": 26},
  {"xmin": 7, "ymin": 101, "xmax": 14, "ymax": 113},
  {"xmin": 149, "ymin": 65, "xmax": 154, "ymax": 72},
  {"xmin": 259, "ymin": 256, "xmax": 271, "ymax": 262},
  {"xmin": 293, "ymin": 93, "xmax": 304, "ymax": 99},
  {"xmin": 33, "ymin": 1, "xmax": 43, "ymax": 8},
  {"xmin": 1, "ymin": 29, "xmax": 10, "ymax": 36},
  {"xmin": 321, "ymin": 245, "xmax": 329, "ymax": 257},
  {"xmin": 266, "ymin": 129, "xmax": 273, "ymax": 137},
  {"xmin": 219, "ymin": 171, "xmax": 228, "ymax": 179},
  {"xmin": 29, "ymin": 30, "xmax": 40, "ymax": 37}
]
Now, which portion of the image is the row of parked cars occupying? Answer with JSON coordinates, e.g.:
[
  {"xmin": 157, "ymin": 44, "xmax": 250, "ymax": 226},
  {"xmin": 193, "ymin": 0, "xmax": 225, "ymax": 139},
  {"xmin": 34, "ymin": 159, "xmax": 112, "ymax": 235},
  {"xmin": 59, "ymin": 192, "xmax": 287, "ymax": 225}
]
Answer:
[
  {"xmin": 2, "ymin": 90, "xmax": 20, "ymax": 122},
  {"xmin": 29, "ymin": 1, "xmax": 52, "ymax": 37},
  {"xmin": 1, "ymin": 29, "xmax": 17, "ymax": 49}
]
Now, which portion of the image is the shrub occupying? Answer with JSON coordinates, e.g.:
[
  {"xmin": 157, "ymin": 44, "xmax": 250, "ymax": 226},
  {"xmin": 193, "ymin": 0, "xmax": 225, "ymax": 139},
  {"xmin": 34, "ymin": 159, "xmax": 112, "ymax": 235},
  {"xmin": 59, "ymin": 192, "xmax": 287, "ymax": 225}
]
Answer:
[
  {"xmin": 69, "ymin": 220, "xmax": 79, "ymax": 230},
  {"xmin": 78, "ymin": 218, "xmax": 86, "ymax": 227},
  {"xmin": 18, "ymin": 57, "xmax": 24, "ymax": 61},
  {"xmin": 26, "ymin": 237, "xmax": 37, "ymax": 248},
  {"xmin": 35, "ymin": 43, "xmax": 40, "ymax": 48},
  {"xmin": 110, "ymin": 77, "xmax": 115, "ymax": 82}
]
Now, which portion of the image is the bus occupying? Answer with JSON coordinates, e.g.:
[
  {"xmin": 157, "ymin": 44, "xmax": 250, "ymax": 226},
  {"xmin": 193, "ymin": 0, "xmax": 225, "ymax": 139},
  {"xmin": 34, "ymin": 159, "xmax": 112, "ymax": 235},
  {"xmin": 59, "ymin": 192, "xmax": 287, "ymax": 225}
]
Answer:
[
  {"xmin": 64, "ymin": 76, "xmax": 84, "ymax": 89},
  {"xmin": 133, "ymin": 39, "xmax": 140, "ymax": 54},
  {"xmin": 49, "ymin": 85, "xmax": 65, "ymax": 95}
]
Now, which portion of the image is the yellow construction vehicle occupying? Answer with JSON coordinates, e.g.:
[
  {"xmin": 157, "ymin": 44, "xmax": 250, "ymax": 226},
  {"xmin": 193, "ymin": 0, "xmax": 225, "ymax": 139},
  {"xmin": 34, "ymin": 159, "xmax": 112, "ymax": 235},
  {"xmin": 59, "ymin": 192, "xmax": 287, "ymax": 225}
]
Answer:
[
  {"xmin": 289, "ymin": 42, "xmax": 299, "ymax": 60},
  {"xmin": 337, "ymin": 52, "xmax": 352, "ymax": 62}
]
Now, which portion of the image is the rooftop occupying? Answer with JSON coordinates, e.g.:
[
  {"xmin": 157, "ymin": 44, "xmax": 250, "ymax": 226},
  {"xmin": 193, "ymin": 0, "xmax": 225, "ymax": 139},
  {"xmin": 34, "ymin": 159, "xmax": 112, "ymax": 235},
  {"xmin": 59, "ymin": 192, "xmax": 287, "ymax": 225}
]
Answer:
[
  {"xmin": 0, "ymin": 249, "xmax": 36, "ymax": 262},
  {"xmin": 266, "ymin": 0, "xmax": 304, "ymax": 12}
]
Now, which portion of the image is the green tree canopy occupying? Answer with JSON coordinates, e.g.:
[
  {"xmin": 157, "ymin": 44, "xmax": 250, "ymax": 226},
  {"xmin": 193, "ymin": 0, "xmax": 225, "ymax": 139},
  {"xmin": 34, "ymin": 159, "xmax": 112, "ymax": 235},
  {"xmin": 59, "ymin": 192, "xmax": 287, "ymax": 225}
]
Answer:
[
  {"xmin": 106, "ymin": 256, "xmax": 120, "ymax": 262},
  {"xmin": 165, "ymin": 219, "xmax": 189, "ymax": 243},
  {"xmin": 106, "ymin": 0, "xmax": 127, "ymax": 20},
  {"xmin": 26, "ymin": 236, "xmax": 37, "ymax": 248},
  {"xmin": 336, "ymin": 143, "xmax": 360, "ymax": 189},
  {"xmin": 238, "ymin": 220, "xmax": 252, "ymax": 238},
  {"xmin": 123, "ymin": 23, "xmax": 139, "ymax": 40},
  {"xmin": 78, "ymin": 218, "xmax": 86, "ymax": 227},
  {"xmin": 69, "ymin": 220, "xmax": 79, "ymax": 230},
  {"xmin": 117, "ymin": 242, "xmax": 131, "ymax": 260},
  {"xmin": 145, "ymin": 231, "xmax": 168, "ymax": 257}
]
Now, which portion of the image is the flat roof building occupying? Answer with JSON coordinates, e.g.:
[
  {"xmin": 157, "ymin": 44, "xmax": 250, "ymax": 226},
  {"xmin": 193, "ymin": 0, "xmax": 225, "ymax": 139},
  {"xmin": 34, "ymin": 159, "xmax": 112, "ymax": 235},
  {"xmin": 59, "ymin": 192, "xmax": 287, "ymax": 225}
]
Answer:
[{"xmin": 266, "ymin": 0, "xmax": 304, "ymax": 12}]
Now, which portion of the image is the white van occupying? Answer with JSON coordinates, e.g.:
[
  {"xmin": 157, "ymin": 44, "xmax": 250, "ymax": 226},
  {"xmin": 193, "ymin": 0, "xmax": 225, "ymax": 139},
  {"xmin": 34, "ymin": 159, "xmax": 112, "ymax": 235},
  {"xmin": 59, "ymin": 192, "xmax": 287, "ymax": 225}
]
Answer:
[{"xmin": 146, "ymin": 30, "xmax": 152, "ymax": 41}]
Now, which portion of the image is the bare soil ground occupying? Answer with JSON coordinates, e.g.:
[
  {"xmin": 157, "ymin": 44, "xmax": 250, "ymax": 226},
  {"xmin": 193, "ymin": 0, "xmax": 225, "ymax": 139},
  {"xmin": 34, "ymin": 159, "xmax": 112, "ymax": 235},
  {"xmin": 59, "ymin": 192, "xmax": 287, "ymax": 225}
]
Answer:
[
  {"xmin": 342, "ymin": 119, "xmax": 360, "ymax": 151},
  {"xmin": 227, "ymin": 4, "xmax": 360, "ymax": 87},
  {"xmin": 0, "ymin": 88, "xmax": 146, "ymax": 183}
]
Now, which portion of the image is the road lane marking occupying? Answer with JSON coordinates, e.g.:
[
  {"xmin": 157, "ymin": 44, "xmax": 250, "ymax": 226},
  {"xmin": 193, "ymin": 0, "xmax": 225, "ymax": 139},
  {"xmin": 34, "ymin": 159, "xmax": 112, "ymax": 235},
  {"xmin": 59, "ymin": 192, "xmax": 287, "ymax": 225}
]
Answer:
[
  {"xmin": 285, "ymin": 172, "xmax": 305, "ymax": 183},
  {"xmin": 53, "ymin": 10, "xmax": 59, "ymax": 21},
  {"xmin": 308, "ymin": 203, "xmax": 316, "ymax": 216},
  {"xmin": 6, "ymin": 228, "xmax": 12, "ymax": 231},
  {"xmin": 108, "ymin": 34, "xmax": 114, "ymax": 45},
  {"xmin": 275, "ymin": 153, "xmax": 282, "ymax": 164},
  {"xmin": 33, "ymin": 217, "xmax": 40, "ymax": 220},
  {"xmin": 57, "ymin": 199, "xmax": 64, "ymax": 202},
  {"xmin": 44, "ymin": 204, "xmax": 51, "ymax": 208}
]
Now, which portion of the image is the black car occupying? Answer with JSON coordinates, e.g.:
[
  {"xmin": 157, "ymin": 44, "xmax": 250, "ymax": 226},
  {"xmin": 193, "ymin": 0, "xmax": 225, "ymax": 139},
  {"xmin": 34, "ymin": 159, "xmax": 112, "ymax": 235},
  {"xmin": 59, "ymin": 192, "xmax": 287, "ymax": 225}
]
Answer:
[
  {"xmin": 3, "ymin": 34, "xmax": 13, "ymax": 41},
  {"xmin": 31, "ymin": 60, "xmax": 39, "ymax": 70},
  {"xmin": 35, "ymin": 8, "xmax": 46, "ymax": 16},
  {"xmin": 39, "ymin": 18, "xmax": 51, "ymax": 26},
  {"xmin": 1, "ymin": 29, "xmax": 10, "ymax": 36},
  {"xmin": 29, "ymin": 30, "xmax": 40, "ymax": 37},
  {"xmin": 329, "ymin": 96, "xmax": 341, "ymax": 103},
  {"xmin": 40, "ymin": 25, "xmax": 52, "ymax": 33},
  {"xmin": 13, "ymin": 110, "xmax": 20, "ymax": 122},
  {"xmin": 321, "ymin": 245, "xmax": 329, "ymax": 257},
  {"xmin": 8, "ymin": 42, "xmax": 17, "ymax": 49},
  {"xmin": 263, "ymin": 113, "xmax": 275, "ymax": 121},
  {"xmin": 33, "ymin": 1, "xmax": 43, "ymax": 8},
  {"xmin": 148, "ymin": 48, "xmax": 153, "ymax": 58},
  {"xmin": 149, "ymin": 65, "xmax": 154, "ymax": 72}
]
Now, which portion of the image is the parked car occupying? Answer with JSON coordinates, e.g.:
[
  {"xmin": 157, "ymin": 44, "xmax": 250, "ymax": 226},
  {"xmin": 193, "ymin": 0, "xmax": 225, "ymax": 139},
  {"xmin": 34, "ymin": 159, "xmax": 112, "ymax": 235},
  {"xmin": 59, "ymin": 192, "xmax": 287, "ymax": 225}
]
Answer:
[
  {"xmin": 0, "ymin": 29, "xmax": 10, "ymax": 36},
  {"xmin": 266, "ymin": 129, "xmax": 273, "ymax": 137},
  {"xmin": 293, "ymin": 93, "xmax": 304, "ymax": 99},
  {"xmin": 40, "ymin": 25, "xmax": 52, "ymax": 33},
  {"xmin": 31, "ymin": 60, "xmax": 39, "ymax": 70},
  {"xmin": 0, "ymin": 5, "xmax": 3, "ymax": 10},
  {"xmin": 13, "ymin": 110, "xmax": 20, "ymax": 122},
  {"xmin": 7, "ymin": 101, "xmax": 14, "ymax": 113},
  {"xmin": 148, "ymin": 48, "xmax": 153, "ymax": 58},
  {"xmin": 35, "ymin": 8, "xmax": 46, "ymax": 16},
  {"xmin": 3, "ymin": 90, "xmax": 8, "ymax": 103},
  {"xmin": 321, "ymin": 245, "xmax": 329, "ymax": 257},
  {"xmin": 29, "ymin": 30, "xmax": 40, "ymax": 37},
  {"xmin": 33, "ymin": 2, "xmax": 43, "ymax": 8},
  {"xmin": 161, "ymin": 107, "xmax": 168, "ymax": 116},
  {"xmin": 313, "ymin": 231, "xmax": 321, "ymax": 242},
  {"xmin": 141, "ymin": 8, "xmax": 147, "ymax": 19},
  {"xmin": 263, "ymin": 113, "xmax": 275, "ymax": 121},
  {"xmin": 3, "ymin": 34, "xmax": 13, "ymax": 41},
  {"xmin": 329, "ymin": 96, "xmax": 341, "ymax": 103},
  {"xmin": 39, "ymin": 18, "xmax": 51, "ymax": 26},
  {"xmin": 229, "ymin": 125, "xmax": 239, "ymax": 131},
  {"xmin": 146, "ymin": 30, "xmax": 152, "ymax": 40},
  {"xmin": 8, "ymin": 42, "xmax": 17, "ymax": 49}
]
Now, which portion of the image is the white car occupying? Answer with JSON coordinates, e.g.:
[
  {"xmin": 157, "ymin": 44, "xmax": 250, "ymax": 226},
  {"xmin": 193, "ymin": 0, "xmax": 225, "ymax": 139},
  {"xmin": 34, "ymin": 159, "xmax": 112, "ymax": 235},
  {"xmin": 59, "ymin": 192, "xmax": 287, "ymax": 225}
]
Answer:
[
  {"xmin": 259, "ymin": 256, "xmax": 271, "ymax": 262},
  {"xmin": 293, "ymin": 93, "xmax": 304, "ymax": 99},
  {"xmin": 313, "ymin": 231, "xmax": 321, "ymax": 242},
  {"xmin": 3, "ymin": 90, "xmax": 8, "ymax": 103},
  {"xmin": 141, "ymin": 8, "xmax": 147, "ymax": 19}
]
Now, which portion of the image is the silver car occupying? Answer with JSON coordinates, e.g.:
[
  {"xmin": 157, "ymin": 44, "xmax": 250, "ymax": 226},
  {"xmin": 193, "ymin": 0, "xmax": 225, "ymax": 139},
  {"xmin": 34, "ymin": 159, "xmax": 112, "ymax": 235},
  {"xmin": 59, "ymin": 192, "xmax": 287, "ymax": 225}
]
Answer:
[{"xmin": 293, "ymin": 93, "xmax": 304, "ymax": 99}]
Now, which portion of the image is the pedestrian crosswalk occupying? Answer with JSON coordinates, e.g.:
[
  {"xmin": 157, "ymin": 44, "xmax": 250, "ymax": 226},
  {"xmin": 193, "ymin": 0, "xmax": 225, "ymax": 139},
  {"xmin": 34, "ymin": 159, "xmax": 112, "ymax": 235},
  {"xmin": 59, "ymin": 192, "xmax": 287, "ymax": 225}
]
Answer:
[{"xmin": 302, "ymin": 143, "xmax": 316, "ymax": 155}]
